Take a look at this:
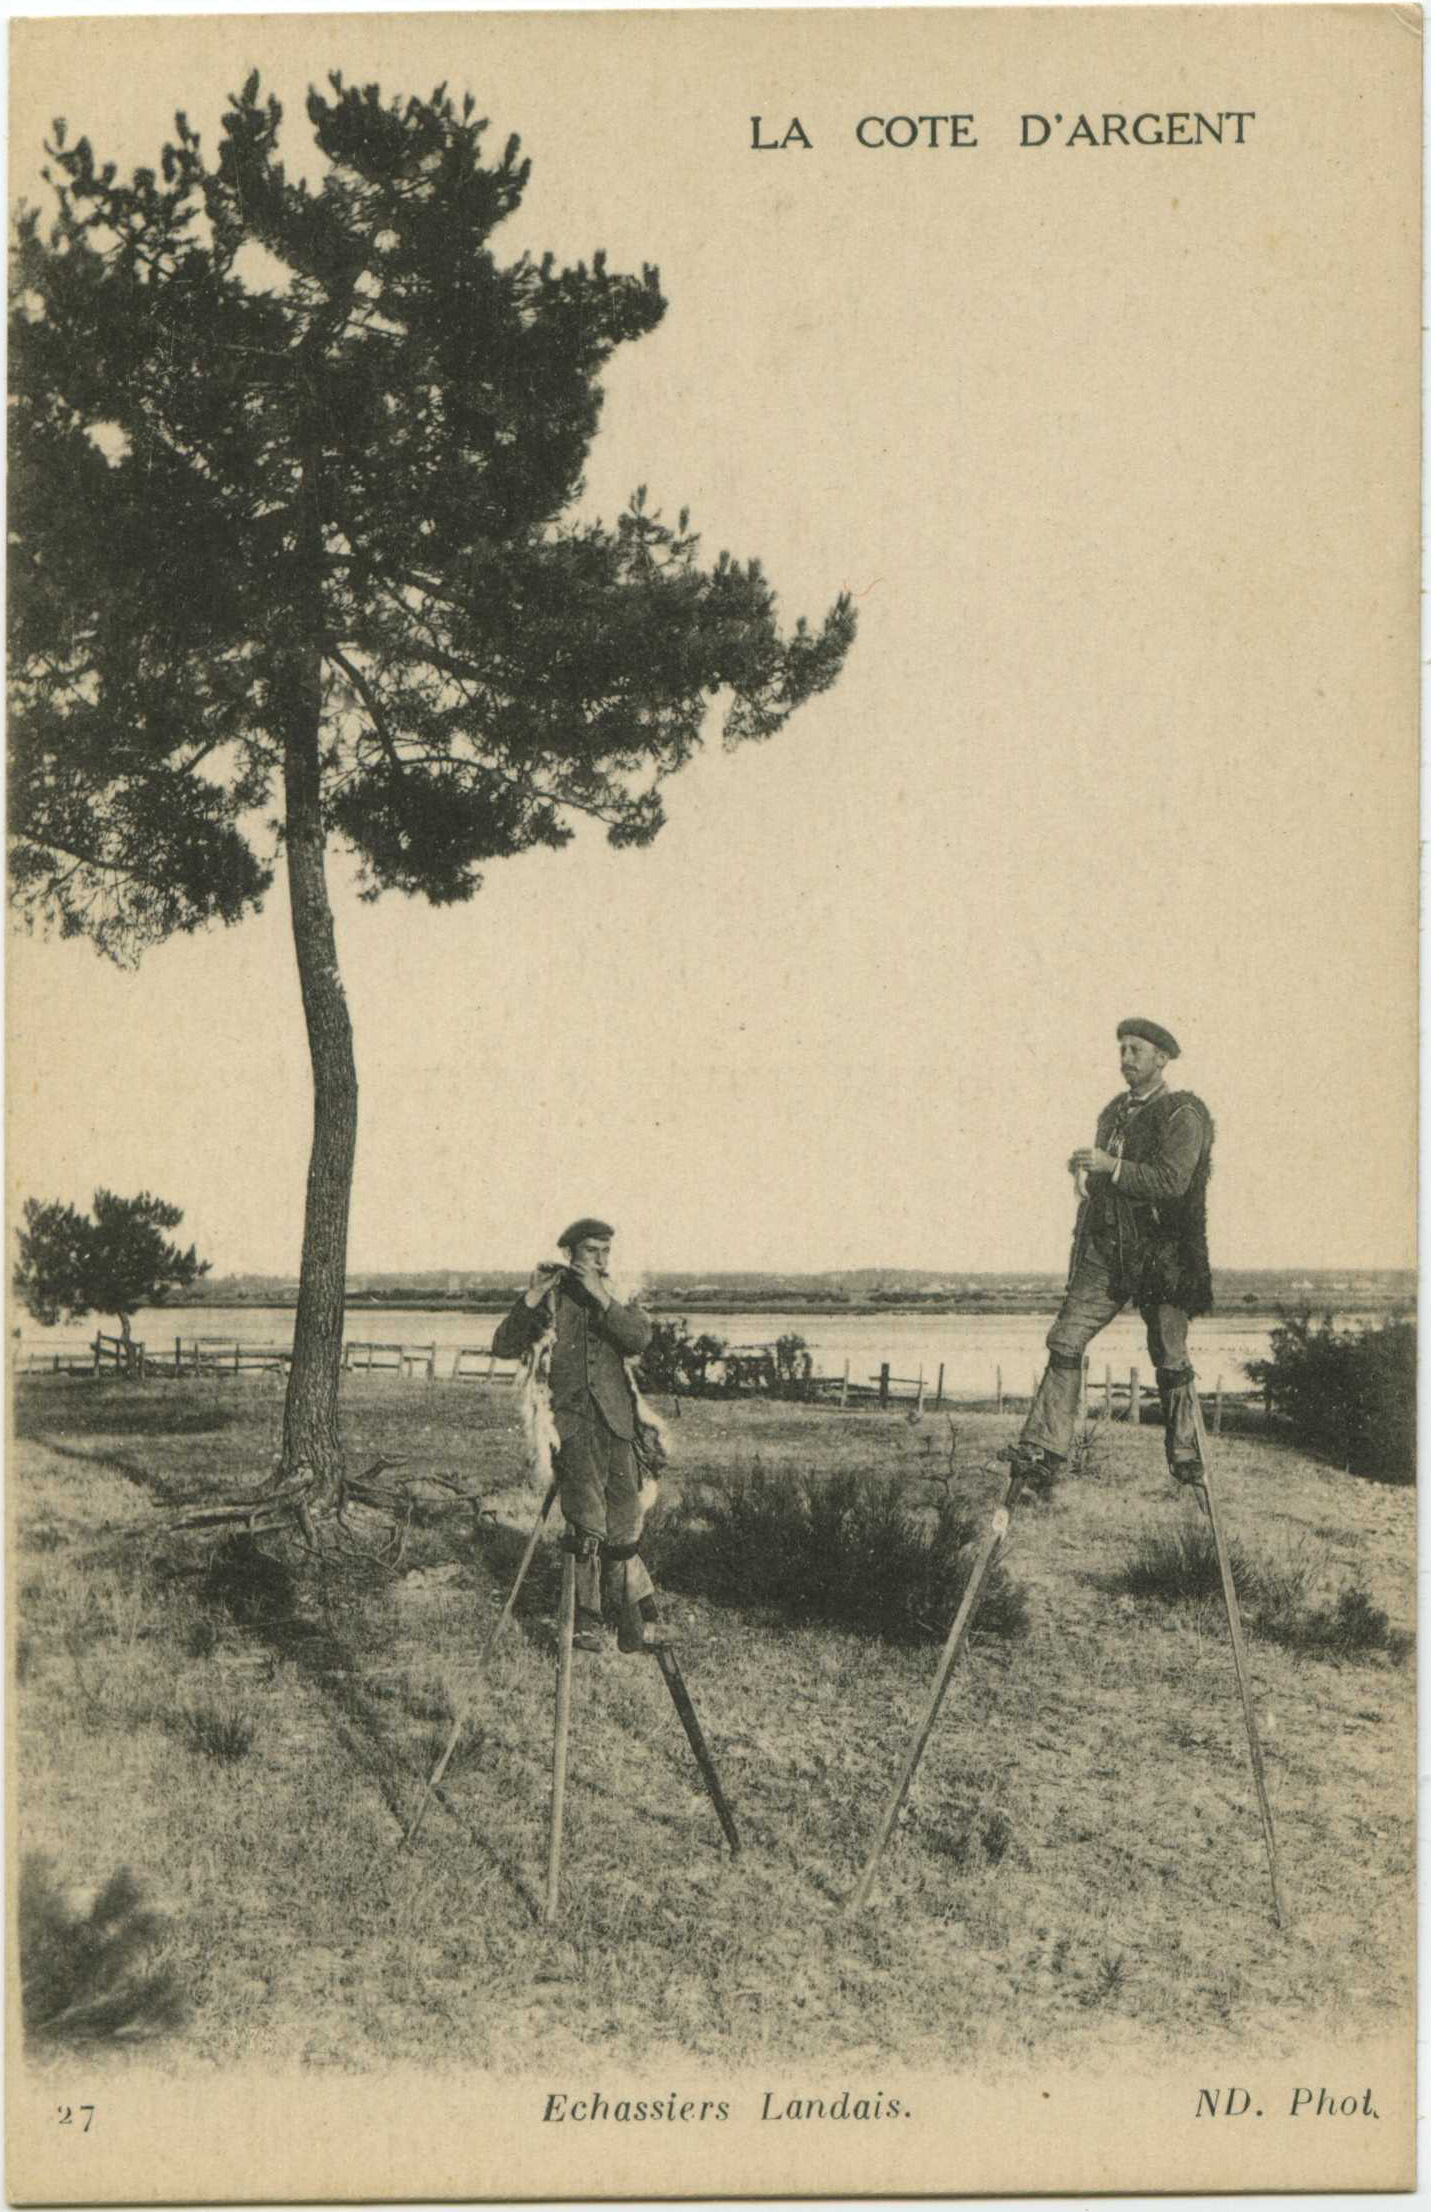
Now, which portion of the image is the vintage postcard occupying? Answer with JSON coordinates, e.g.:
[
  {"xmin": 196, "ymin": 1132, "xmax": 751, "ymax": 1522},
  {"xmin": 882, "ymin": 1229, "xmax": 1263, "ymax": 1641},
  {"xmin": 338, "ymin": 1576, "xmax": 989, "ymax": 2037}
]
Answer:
[{"xmin": 6, "ymin": 5, "xmax": 1419, "ymax": 2202}]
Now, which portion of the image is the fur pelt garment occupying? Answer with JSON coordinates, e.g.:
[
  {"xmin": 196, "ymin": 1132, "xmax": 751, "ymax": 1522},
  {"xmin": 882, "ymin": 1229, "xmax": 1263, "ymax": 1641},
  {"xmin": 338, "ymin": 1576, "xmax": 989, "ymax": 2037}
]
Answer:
[{"xmin": 515, "ymin": 1286, "xmax": 667, "ymax": 1530}]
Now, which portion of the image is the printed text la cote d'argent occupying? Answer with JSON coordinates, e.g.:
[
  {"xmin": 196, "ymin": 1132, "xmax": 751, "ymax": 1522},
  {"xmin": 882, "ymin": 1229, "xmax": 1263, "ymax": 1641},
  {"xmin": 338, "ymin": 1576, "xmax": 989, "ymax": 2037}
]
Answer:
[{"xmin": 750, "ymin": 110, "xmax": 1256, "ymax": 151}]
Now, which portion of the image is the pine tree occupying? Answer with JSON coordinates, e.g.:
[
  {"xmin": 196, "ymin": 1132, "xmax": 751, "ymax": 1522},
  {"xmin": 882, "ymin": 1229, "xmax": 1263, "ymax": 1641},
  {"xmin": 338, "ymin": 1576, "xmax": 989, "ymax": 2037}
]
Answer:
[
  {"xmin": 14, "ymin": 1190, "xmax": 208, "ymax": 1363},
  {"xmin": 10, "ymin": 72, "xmax": 856, "ymax": 1522}
]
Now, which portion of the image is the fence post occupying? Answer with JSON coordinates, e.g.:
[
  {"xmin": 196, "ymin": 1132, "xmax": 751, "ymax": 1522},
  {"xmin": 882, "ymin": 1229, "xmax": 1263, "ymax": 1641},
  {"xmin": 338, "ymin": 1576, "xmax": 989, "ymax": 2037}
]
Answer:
[
  {"xmin": 934, "ymin": 1361, "xmax": 944, "ymax": 1410},
  {"xmin": 1214, "ymin": 1375, "xmax": 1224, "ymax": 1435},
  {"xmin": 1130, "ymin": 1366, "xmax": 1140, "ymax": 1426},
  {"xmin": 840, "ymin": 1358, "xmax": 850, "ymax": 1409},
  {"xmin": 1104, "ymin": 1364, "xmax": 1113, "ymax": 1422},
  {"xmin": 1078, "ymin": 1356, "xmax": 1089, "ymax": 1422},
  {"xmin": 487, "ymin": 1351, "xmax": 497, "ymax": 1379},
  {"xmin": 914, "ymin": 1365, "xmax": 925, "ymax": 1416},
  {"xmin": 92, "ymin": 1333, "xmax": 101, "ymax": 1376},
  {"xmin": 138, "ymin": 1346, "xmax": 147, "ymax": 1381},
  {"xmin": 995, "ymin": 1364, "xmax": 1003, "ymax": 1414},
  {"xmin": 426, "ymin": 1342, "xmax": 436, "ymax": 1382},
  {"xmin": 878, "ymin": 1362, "xmax": 890, "ymax": 1408}
]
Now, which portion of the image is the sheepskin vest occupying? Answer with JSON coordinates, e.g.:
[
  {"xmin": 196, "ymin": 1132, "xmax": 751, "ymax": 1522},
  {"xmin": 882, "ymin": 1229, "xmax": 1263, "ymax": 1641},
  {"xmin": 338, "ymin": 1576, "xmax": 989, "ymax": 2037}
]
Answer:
[{"xmin": 1078, "ymin": 1088, "xmax": 1215, "ymax": 1318}]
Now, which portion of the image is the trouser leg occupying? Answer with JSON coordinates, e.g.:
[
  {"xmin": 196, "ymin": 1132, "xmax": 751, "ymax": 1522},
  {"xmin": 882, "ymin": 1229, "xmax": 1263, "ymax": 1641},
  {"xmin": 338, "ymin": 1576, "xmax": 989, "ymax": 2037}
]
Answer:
[
  {"xmin": 562, "ymin": 1418, "xmax": 659, "ymax": 1618},
  {"xmin": 599, "ymin": 1432, "xmax": 657, "ymax": 1621},
  {"xmin": 555, "ymin": 1421, "xmax": 606, "ymax": 1614},
  {"xmin": 1019, "ymin": 1239, "xmax": 1124, "ymax": 1462},
  {"xmin": 1144, "ymin": 1303, "xmax": 1200, "ymax": 1475}
]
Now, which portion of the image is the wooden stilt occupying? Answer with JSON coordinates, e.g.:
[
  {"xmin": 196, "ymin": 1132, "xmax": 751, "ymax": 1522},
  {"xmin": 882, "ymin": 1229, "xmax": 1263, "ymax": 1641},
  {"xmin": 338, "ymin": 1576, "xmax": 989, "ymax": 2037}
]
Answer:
[
  {"xmin": 402, "ymin": 1481, "xmax": 559, "ymax": 1850},
  {"xmin": 1190, "ymin": 1393, "xmax": 1285, "ymax": 1928},
  {"xmin": 545, "ymin": 1551, "xmax": 577, "ymax": 1924},
  {"xmin": 655, "ymin": 1646, "xmax": 740, "ymax": 1857},
  {"xmin": 846, "ymin": 1473, "xmax": 1024, "ymax": 1914}
]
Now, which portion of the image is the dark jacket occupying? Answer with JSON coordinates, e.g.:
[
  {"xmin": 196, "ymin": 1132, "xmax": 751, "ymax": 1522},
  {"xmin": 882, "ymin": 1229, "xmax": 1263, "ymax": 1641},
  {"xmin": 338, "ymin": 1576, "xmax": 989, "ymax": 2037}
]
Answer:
[
  {"xmin": 1074, "ymin": 1087, "xmax": 1215, "ymax": 1317},
  {"xmin": 492, "ymin": 1277, "xmax": 652, "ymax": 1441}
]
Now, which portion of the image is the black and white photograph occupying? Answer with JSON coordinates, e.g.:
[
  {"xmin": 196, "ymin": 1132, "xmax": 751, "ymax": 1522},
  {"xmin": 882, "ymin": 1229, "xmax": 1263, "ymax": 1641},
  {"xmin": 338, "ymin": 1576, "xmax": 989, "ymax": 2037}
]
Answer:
[{"xmin": 6, "ymin": 6, "xmax": 1419, "ymax": 2200}]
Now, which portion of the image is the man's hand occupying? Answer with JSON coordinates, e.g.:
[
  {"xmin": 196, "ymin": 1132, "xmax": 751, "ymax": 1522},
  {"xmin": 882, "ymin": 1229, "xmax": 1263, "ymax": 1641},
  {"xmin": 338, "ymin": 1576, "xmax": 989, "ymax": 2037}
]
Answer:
[
  {"xmin": 523, "ymin": 1262, "xmax": 564, "ymax": 1310},
  {"xmin": 567, "ymin": 1254, "xmax": 613, "ymax": 1308},
  {"xmin": 1070, "ymin": 1146, "xmax": 1118, "ymax": 1177}
]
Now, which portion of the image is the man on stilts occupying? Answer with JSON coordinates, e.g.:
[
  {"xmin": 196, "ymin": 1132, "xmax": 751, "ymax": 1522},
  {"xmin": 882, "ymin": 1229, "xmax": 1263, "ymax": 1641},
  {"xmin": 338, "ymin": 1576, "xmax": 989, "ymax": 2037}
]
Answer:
[
  {"xmin": 493, "ymin": 1216, "xmax": 668, "ymax": 1654},
  {"xmin": 1012, "ymin": 1018, "xmax": 1215, "ymax": 1491}
]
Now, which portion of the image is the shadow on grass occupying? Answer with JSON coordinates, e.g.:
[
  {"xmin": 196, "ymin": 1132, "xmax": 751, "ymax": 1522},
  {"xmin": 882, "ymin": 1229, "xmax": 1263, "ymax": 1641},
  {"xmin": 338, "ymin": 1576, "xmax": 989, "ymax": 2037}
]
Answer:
[
  {"xmin": 14, "ymin": 1376, "xmax": 240, "ymax": 1443},
  {"xmin": 195, "ymin": 1535, "xmax": 547, "ymax": 1916}
]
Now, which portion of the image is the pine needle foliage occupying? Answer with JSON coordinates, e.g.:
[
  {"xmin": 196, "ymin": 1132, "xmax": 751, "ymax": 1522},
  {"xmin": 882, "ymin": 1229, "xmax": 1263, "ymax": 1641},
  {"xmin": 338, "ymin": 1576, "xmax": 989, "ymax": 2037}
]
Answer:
[
  {"xmin": 649, "ymin": 1462, "xmax": 1027, "ymax": 1646},
  {"xmin": 10, "ymin": 69, "xmax": 855, "ymax": 1488},
  {"xmin": 20, "ymin": 1855, "xmax": 187, "ymax": 2046}
]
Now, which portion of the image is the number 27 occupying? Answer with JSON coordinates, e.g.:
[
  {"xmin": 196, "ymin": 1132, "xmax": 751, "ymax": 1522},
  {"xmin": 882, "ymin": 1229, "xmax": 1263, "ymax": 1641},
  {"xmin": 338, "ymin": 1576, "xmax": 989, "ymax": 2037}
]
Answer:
[{"xmin": 57, "ymin": 2106, "xmax": 95, "ymax": 2131}]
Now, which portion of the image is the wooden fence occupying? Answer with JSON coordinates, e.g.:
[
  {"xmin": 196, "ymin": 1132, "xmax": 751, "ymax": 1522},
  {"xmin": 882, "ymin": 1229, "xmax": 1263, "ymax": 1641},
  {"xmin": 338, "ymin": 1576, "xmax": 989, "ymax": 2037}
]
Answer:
[{"xmin": 20, "ymin": 1332, "xmax": 1273, "ymax": 1428}]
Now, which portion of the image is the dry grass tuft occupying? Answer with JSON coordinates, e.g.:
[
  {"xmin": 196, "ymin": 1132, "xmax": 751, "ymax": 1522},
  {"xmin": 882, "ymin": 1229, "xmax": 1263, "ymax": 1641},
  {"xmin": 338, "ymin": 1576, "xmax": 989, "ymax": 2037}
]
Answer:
[
  {"xmin": 174, "ymin": 1698, "xmax": 256, "ymax": 1763},
  {"xmin": 1110, "ymin": 1524, "xmax": 1411, "ymax": 1663}
]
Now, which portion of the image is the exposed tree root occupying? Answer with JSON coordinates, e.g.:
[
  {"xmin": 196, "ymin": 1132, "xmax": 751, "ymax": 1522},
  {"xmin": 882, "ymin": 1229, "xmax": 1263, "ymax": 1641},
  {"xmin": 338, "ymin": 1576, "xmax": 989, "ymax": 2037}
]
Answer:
[{"xmin": 158, "ymin": 1457, "xmax": 472, "ymax": 1573}]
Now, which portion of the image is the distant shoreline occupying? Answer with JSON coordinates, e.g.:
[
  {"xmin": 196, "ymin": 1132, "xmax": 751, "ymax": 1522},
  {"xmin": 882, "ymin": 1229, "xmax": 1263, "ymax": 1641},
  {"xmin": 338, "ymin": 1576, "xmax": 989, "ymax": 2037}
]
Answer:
[{"xmin": 160, "ymin": 1288, "xmax": 1413, "ymax": 1323}]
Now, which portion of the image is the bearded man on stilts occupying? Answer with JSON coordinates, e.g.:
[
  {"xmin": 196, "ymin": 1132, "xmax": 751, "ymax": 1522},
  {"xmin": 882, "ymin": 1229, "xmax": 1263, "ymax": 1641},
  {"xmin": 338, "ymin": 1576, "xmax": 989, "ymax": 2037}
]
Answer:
[{"xmin": 493, "ymin": 1217, "xmax": 669, "ymax": 1654}]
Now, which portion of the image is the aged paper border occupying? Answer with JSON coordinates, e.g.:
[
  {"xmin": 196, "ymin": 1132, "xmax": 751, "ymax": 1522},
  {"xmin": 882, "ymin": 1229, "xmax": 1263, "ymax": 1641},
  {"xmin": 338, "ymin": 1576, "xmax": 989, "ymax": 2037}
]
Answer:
[{"xmin": 7, "ymin": 3, "xmax": 1421, "ymax": 2201}]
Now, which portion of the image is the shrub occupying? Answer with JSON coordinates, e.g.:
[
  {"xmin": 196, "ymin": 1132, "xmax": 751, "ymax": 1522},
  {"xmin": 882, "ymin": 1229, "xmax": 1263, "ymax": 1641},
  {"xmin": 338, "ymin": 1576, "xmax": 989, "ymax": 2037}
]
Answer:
[
  {"xmin": 637, "ymin": 1319, "xmax": 728, "ymax": 1396},
  {"xmin": 1246, "ymin": 1309, "xmax": 1415, "ymax": 1481},
  {"xmin": 20, "ymin": 1855, "xmax": 187, "ymax": 2046},
  {"xmin": 648, "ymin": 1461, "xmax": 1027, "ymax": 1645}
]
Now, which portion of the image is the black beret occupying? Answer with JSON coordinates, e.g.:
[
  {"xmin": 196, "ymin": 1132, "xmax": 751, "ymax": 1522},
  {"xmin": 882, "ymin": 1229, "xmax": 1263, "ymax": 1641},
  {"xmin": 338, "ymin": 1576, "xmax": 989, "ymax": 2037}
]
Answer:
[
  {"xmin": 1117, "ymin": 1017, "xmax": 1180, "ymax": 1059},
  {"xmin": 557, "ymin": 1216, "xmax": 616, "ymax": 1249}
]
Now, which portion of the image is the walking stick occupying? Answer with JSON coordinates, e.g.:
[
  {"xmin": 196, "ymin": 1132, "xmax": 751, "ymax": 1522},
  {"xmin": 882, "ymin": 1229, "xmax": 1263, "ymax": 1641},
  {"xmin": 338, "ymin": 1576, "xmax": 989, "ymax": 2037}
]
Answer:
[
  {"xmin": 1189, "ymin": 1391, "xmax": 1286, "ymax": 1927},
  {"xmin": 401, "ymin": 1479, "xmax": 559, "ymax": 1851},
  {"xmin": 654, "ymin": 1645, "xmax": 741, "ymax": 1857},
  {"xmin": 846, "ymin": 1471, "xmax": 1025, "ymax": 1915},
  {"xmin": 545, "ymin": 1549, "xmax": 577, "ymax": 1923}
]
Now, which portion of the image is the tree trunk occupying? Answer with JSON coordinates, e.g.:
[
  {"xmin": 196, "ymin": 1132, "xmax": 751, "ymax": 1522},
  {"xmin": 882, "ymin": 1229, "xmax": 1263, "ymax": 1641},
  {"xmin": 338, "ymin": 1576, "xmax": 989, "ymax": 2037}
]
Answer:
[{"xmin": 278, "ymin": 651, "xmax": 358, "ymax": 1494}]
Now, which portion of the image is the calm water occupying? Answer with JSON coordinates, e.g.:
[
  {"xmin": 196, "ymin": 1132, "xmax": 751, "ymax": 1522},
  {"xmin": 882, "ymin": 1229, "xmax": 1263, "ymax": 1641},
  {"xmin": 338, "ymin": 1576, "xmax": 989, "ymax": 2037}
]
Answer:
[{"xmin": 20, "ymin": 1301, "xmax": 1279, "ymax": 1394}]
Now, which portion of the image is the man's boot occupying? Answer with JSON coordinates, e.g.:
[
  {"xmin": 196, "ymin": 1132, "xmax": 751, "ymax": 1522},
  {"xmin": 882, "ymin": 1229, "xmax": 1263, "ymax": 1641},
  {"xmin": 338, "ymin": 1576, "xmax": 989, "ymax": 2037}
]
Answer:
[{"xmin": 998, "ymin": 1442, "xmax": 1063, "ymax": 1499}]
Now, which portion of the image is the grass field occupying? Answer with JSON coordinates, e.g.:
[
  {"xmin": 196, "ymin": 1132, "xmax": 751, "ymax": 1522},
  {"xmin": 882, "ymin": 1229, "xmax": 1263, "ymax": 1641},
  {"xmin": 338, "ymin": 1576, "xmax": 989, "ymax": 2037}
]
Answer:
[{"xmin": 11, "ymin": 1371, "xmax": 1415, "ymax": 2076}]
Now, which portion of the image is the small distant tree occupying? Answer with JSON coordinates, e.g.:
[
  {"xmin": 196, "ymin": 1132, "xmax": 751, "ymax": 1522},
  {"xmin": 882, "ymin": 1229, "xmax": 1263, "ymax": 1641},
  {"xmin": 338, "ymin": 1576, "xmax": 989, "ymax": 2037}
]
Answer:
[
  {"xmin": 773, "ymin": 1331, "xmax": 814, "ymax": 1399},
  {"xmin": 14, "ymin": 1188, "xmax": 208, "ymax": 1364}
]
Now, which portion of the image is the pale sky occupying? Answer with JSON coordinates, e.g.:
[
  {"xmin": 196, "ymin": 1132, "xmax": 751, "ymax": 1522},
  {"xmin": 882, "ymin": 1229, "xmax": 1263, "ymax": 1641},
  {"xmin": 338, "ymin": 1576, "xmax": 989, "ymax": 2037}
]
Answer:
[{"xmin": 7, "ymin": 9, "xmax": 1419, "ymax": 1280}]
